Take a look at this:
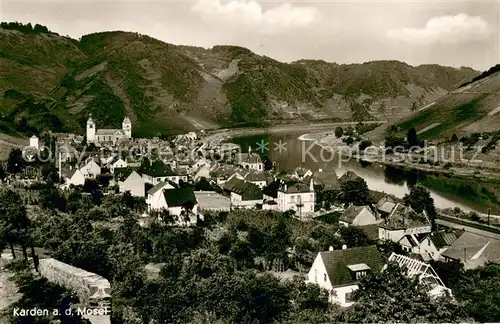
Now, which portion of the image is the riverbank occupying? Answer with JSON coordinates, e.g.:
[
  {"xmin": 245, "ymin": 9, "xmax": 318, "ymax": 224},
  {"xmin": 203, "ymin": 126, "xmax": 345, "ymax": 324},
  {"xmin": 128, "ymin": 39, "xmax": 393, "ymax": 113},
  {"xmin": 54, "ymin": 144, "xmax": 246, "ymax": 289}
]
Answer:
[{"xmin": 204, "ymin": 121, "xmax": 385, "ymax": 145}]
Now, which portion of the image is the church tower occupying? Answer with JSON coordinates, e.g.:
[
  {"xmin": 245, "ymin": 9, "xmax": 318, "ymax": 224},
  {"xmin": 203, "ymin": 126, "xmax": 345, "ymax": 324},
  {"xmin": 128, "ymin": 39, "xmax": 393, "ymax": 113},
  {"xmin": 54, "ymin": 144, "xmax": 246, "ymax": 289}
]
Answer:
[
  {"xmin": 122, "ymin": 116, "xmax": 132, "ymax": 138},
  {"xmin": 86, "ymin": 114, "xmax": 96, "ymax": 143}
]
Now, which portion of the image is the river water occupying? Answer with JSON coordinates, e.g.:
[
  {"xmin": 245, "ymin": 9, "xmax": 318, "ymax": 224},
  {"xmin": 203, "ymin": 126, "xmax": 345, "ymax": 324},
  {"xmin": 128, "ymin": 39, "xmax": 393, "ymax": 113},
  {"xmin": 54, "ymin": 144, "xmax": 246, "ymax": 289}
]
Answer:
[{"xmin": 232, "ymin": 132, "xmax": 498, "ymax": 214}]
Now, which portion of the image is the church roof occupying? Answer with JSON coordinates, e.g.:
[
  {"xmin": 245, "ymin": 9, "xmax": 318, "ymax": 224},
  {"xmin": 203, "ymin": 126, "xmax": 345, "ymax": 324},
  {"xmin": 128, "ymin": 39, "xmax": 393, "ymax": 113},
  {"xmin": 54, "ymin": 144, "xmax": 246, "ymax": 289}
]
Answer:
[{"xmin": 96, "ymin": 129, "xmax": 124, "ymax": 136}]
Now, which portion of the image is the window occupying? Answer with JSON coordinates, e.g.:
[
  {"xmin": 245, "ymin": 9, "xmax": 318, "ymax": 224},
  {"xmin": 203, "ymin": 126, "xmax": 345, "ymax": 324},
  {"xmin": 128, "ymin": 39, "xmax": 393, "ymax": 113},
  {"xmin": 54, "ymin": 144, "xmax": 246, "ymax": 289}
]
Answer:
[
  {"xmin": 291, "ymin": 195, "xmax": 296, "ymax": 203},
  {"xmin": 324, "ymin": 273, "xmax": 327, "ymax": 282},
  {"xmin": 355, "ymin": 271, "xmax": 367, "ymax": 280},
  {"xmin": 314, "ymin": 269, "xmax": 318, "ymax": 283},
  {"xmin": 345, "ymin": 292, "xmax": 353, "ymax": 303}
]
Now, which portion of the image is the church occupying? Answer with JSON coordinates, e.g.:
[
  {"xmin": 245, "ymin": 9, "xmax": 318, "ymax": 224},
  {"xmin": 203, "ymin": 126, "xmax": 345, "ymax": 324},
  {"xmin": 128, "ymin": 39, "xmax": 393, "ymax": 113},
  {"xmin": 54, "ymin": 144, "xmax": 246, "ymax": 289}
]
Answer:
[{"xmin": 86, "ymin": 114, "xmax": 132, "ymax": 144}]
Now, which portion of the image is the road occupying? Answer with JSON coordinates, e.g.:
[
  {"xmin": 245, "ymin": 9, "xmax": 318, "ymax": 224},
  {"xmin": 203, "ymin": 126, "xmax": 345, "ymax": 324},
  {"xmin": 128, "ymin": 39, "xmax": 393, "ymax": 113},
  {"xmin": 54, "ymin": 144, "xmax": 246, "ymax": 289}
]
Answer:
[
  {"xmin": 203, "ymin": 121, "xmax": 387, "ymax": 144},
  {"xmin": 436, "ymin": 219, "xmax": 500, "ymax": 240}
]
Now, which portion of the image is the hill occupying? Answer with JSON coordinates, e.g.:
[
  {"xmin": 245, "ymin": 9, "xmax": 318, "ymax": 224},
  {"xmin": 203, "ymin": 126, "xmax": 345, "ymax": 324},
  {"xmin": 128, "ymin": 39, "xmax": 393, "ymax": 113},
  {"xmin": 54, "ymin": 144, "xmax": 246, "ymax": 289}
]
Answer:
[
  {"xmin": 392, "ymin": 64, "xmax": 500, "ymax": 140},
  {"xmin": 0, "ymin": 23, "xmax": 481, "ymax": 138}
]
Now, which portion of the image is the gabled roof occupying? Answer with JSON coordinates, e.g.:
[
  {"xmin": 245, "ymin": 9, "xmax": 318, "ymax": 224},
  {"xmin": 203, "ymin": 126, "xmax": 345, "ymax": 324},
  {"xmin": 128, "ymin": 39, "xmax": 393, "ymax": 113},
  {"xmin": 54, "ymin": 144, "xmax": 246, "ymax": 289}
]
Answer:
[
  {"xmin": 379, "ymin": 203, "xmax": 430, "ymax": 230},
  {"xmin": 147, "ymin": 181, "xmax": 177, "ymax": 195},
  {"xmin": 320, "ymin": 245, "xmax": 384, "ymax": 286},
  {"xmin": 278, "ymin": 179, "xmax": 312, "ymax": 194},
  {"xmin": 225, "ymin": 178, "xmax": 263, "ymax": 200},
  {"xmin": 114, "ymin": 167, "xmax": 134, "ymax": 182},
  {"xmin": 441, "ymin": 232, "xmax": 500, "ymax": 263},
  {"xmin": 163, "ymin": 187, "xmax": 197, "ymax": 208},
  {"xmin": 340, "ymin": 205, "xmax": 373, "ymax": 224},
  {"xmin": 142, "ymin": 161, "xmax": 177, "ymax": 177},
  {"xmin": 429, "ymin": 229, "xmax": 465, "ymax": 249},
  {"xmin": 311, "ymin": 170, "xmax": 340, "ymax": 190},
  {"xmin": 235, "ymin": 152, "xmax": 263, "ymax": 164},
  {"xmin": 96, "ymin": 129, "xmax": 124, "ymax": 136},
  {"xmin": 294, "ymin": 166, "xmax": 311, "ymax": 177},
  {"xmin": 244, "ymin": 170, "xmax": 267, "ymax": 182}
]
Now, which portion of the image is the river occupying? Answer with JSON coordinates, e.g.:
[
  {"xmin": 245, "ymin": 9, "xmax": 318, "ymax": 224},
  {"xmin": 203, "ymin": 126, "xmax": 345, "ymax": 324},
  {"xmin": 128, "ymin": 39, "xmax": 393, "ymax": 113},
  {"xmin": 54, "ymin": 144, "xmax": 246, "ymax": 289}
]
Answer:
[{"xmin": 232, "ymin": 132, "xmax": 499, "ymax": 214}]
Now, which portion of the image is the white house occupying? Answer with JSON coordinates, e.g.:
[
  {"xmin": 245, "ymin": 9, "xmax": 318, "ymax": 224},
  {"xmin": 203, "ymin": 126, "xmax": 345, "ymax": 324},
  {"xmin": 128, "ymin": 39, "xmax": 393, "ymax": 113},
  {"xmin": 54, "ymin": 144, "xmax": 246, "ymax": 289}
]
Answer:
[
  {"xmin": 146, "ymin": 181, "xmax": 177, "ymax": 212},
  {"xmin": 142, "ymin": 161, "xmax": 180, "ymax": 185},
  {"xmin": 119, "ymin": 171, "xmax": 145, "ymax": 197},
  {"xmin": 339, "ymin": 205, "xmax": 380, "ymax": 227},
  {"xmin": 110, "ymin": 157, "xmax": 128, "ymax": 174},
  {"xmin": 398, "ymin": 229, "xmax": 464, "ymax": 261},
  {"xmin": 307, "ymin": 245, "xmax": 384, "ymax": 306},
  {"xmin": 193, "ymin": 165, "xmax": 211, "ymax": 182},
  {"xmin": 235, "ymin": 152, "xmax": 264, "ymax": 171},
  {"xmin": 148, "ymin": 187, "xmax": 199, "ymax": 225},
  {"xmin": 225, "ymin": 178, "xmax": 263, "ymax": 209},
  {"xmin": 378, "ymin": 203, "xmax": 432, "ymax": 243},
  {"xmin": 277, "ymin": 179, "xmax": 316, "ymax": 216},
  {"xmin": 244, "ymin": 170, "xmax": 267, "ymax": 189},
  {"xmin": 63, "ymin": 169, "xmax": 85, "ymax": 187},
  {"xmin": 80, "ymin": 160, "xmax": 101, "ymax": 178},
  {"xmin": 441, "ymin": 232, "xmax": 500, "ymax": 269}
]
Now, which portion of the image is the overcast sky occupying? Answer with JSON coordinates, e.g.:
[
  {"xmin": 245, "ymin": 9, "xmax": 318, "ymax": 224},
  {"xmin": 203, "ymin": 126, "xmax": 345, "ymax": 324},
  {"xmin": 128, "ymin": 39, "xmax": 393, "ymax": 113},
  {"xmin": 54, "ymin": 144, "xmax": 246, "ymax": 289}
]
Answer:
[{"xmin": 1, "ymin": 0, "xmax": 499, "ymax": 70}]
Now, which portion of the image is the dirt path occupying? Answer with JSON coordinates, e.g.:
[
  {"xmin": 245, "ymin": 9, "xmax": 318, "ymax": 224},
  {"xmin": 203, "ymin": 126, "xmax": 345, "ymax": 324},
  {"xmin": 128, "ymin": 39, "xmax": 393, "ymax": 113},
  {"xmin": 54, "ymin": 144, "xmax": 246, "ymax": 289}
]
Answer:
[{"xmin": 0, "ymin": 256, "xmax": 21, "ymax": 322}]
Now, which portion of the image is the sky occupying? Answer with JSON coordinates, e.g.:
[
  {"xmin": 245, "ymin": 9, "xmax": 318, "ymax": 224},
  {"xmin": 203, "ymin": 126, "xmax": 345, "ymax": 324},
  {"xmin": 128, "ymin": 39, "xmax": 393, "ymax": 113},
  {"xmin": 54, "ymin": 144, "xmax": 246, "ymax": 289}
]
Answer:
[{"xmin": 1, "ymin": 0, "xmax": 499, "ymax": 71}]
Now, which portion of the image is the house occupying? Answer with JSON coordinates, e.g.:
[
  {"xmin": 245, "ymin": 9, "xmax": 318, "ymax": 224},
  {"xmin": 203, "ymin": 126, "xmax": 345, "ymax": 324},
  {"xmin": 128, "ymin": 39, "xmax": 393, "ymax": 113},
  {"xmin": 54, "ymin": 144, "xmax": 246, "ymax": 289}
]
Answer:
[
  {"xmin": 119, "ymin": 171, "xmax": 145, "ymax": 197},
  {"xmin": 193, "ymin": 164, "xmax": 211, "ymax": 182},
  {"xmin": 146, "ymin": 181, "xmax": 177, "ymax": 212},
  {"xmin": 339, "ymin": 205, "xmax": 380, "ymax": 227},
  {"xmin": 310, "ymin": 169, "xmax": 341, "ymax": 191},
  {"xmin": 62, "ymin": 168, "xmax": 85, "ymax": 187},
  {"xmin": 225, "ymin": 178, "xmax": 263, "ymax": 209},
  {"xmin": 142, "ymin": 161, "xmax": 180, "ymax": 185},
  {"xmin": 109, "ymin": 157, "xmax": 128, "ymax": 173},
  {"xmin": 387, "ymin": 253, "xmax": 452, "ymax": 298},
  {"xmin": 235, "ymin": 152, "xmax": 264, "ymax": 171},
  {"xmin": 441, "ymin": 231, "xmax": 500, "ymax": 269},
  {"xmin": 194, "ymin": 191, "xmax": 231, "ymax": 212},
  {"xmin": 306, "ymin": 245, "xmax": 384, "ymax": 306},
  {"xmin": 29, "ymin": 135, "xmax": 39, "ymax": 149},
  {"xmin": 378, "ymin": 203, "xmax": 432, "ymax": 243},
  {"xmin": 292, "ymin": 166, "xmax": 313, "ymax": 181},
  {"xmin": 244, "ymin": 170, "xmax": 267, "ymax": 188},
  {"xmin": 210, "ymin": 165, "xmax": 244, "ymax": 186},
  {"xmin": 399, "ymin": 229, "xmax": 465, "ymax": 261},
  {"xmin": 376, "ymin": 195, "xmax": 398, "ymax": 218},
  {"xmin": 80, "ymin": 160, "xmax": 101, "ymax": 178},
  {"xmin": 277, "ymin": 179, "xmax": 316, "ymax": 216},
  {"xmin": 148, "ymin": 187, "xmax": 199, "ymax": 225}
]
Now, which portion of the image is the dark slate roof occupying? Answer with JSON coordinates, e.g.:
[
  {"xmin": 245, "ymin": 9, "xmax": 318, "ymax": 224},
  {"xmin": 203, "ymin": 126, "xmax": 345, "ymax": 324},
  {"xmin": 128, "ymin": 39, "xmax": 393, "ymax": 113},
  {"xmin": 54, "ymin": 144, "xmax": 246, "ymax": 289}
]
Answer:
[
  {"xmin": 340, "ymin": 205, "xmax": 372, "ymax": 224},
  {"xmin": 225, "ymin": 178, "xmax": 263, "ymax": 200},
  {"xmin": 114, "ymin": 167, "xmax": 134, "ymax": 182},
  {"xmin": 163, "ymin": 187, "xmax": 197, "ymax": 208},
  {"xmin": 263, "ymin": 180, "xmax": 280, "ymax": 198},
  {"xmin": 429, "ymin": 230, "xmax": 465, "ymax": 249},
  {"xmin": 210, "ymin": 165, "xmax": 241, "ymax": 179},
  {"xmin": 320, "ymin": 245, "xmax": 384, "ymax": 286},
  {"xmin": 244, "ymin": 170, "xmax": 267, "ymax": 182},
  {"xmin": 358, "ymin": 224, "xmax": 380, "ymax": 241},
  {"xmin": 278, "ymin": 179, "xmax": 312, "ymax": 194},
  {"xmin": 143, "ymin": 161, "xmax": 177, "ymax": 177},
  {"xmin": 379, "ymin": 203, "xmax": 430, "ymax": 230},
  {"xmin": 311, "ymin": 171, "xmax": 340, "ymax": 190}
]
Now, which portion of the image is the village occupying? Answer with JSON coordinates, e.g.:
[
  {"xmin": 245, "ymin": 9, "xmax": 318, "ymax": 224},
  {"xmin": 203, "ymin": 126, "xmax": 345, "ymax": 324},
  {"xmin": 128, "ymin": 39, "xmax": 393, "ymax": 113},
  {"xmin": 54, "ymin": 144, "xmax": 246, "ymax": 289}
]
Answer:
[{"xmin": 1, "ymin": 113, "xmax": 499, "ymax": 323}]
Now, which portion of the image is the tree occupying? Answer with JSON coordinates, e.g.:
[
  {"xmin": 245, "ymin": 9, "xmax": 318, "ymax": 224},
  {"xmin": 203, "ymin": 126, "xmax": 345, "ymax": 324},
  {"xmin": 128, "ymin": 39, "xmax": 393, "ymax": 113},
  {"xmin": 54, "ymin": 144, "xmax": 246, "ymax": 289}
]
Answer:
[
  {"xmin": 385, "ymin": 135, "xmax": 407, "ymax": 151},
  {"xmin": 359, "ymin": 140, "xmax": 372, "ymax": 151},
  {"xmin": 345, "ymin": 126, "xmax": 354, "ymax": 136},
  {"xmin": 0, "ymin": 189, "xmax": 30, "ymax": 260},
  {"xmin": 7, "ymin": 148, "xmax": 26, "ymax": 174},
  {"xmin": 334, "ymin": 127, "xmax": 344, "ymax": 138},
  {"xmin": 407, "ymin": 127, "xmax": 421, "ymax": 148},
  {"xmin": 342, "ymin": 263, "xmax": 468, "ymax": 323},
  {"xmin": 339, "ymin": 178, "xmax": 372, "ymax": 207},
  {"xmin": 0, "ymin": 167, "xmax": 6, "ymax": 181},
  {"xmin": 403, "ymin": 185, "xmax": 437, "ymax": 228}
]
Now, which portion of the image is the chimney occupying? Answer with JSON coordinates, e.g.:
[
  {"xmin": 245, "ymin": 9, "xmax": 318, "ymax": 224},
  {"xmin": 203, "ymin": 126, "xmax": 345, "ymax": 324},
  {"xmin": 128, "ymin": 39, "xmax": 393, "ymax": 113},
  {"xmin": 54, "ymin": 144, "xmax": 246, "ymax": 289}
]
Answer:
[
  {"xmin": 464, "ymin": 247, "xmax": 467, "ymax": 261},
  {"xmin": 318, "ymin": 168, "xmax": 323, "ymax": 172},
  {"xmin": 329, "ymin": 246, "xmax": 334, "ymax": 251},
  {"xmin": 342, "ymin": 244, "xmax": 347, "ymax": 250}
]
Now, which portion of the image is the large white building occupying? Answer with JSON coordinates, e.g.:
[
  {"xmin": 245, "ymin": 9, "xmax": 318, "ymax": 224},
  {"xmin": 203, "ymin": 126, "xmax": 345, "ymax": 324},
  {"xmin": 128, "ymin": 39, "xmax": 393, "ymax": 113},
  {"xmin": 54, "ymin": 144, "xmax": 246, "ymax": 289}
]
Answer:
[
  {"xmin": 263, "ymin": 179, "xmax": 316, "ymax": 216},
  {"xmin": 86, "ymin": 114, "xmax": 132, "ymax": 144}
]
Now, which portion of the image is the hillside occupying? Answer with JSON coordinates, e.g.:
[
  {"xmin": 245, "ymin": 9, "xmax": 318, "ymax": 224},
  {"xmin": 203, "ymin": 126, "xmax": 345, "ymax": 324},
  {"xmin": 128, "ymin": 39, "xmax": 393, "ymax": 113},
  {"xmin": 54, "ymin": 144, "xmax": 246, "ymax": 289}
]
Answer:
[
  {"xmin": 392, "ymin": 64, "xmax": 500, "ymax": 140},
  {"xmin": 0, "ymin": 23, "xmax": 481, "ymax": 138}
]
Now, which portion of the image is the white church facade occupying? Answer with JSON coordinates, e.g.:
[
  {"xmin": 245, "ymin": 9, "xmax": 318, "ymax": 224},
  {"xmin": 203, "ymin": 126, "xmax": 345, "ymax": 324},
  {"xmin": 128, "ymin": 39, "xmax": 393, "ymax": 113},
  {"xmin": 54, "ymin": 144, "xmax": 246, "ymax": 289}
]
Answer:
[{"xmin": 86, "ymin": 115, "xmax": 132, "ymax": 144}]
